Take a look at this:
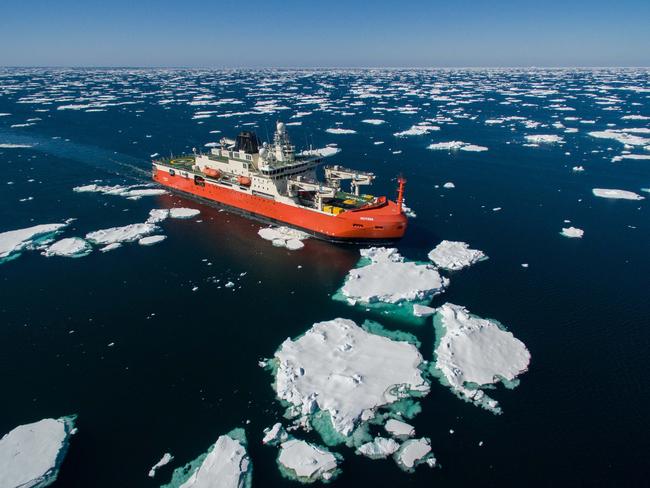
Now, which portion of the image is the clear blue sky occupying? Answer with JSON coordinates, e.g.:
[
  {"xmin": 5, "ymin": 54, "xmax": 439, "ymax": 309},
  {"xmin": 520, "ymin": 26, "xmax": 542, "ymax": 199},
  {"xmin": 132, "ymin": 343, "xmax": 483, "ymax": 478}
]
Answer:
[{"xmin": 2, "ymin": 0, "xmax": 649, "ymax": 67}]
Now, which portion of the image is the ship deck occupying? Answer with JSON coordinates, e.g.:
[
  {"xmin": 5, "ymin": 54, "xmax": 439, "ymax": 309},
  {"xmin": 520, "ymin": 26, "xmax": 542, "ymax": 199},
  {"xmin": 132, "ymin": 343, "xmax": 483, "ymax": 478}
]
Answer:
[{"xmin": 154, "ymin": 156, "xmax": 374, "ymax": 210}]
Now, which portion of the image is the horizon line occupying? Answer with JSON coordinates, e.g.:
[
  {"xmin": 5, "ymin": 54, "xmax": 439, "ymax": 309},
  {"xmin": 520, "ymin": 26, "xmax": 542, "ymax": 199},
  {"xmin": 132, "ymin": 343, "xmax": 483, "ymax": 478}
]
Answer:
[{"xmin": 2, "ymin": 65, "xmax": 650, "ymax": 70}]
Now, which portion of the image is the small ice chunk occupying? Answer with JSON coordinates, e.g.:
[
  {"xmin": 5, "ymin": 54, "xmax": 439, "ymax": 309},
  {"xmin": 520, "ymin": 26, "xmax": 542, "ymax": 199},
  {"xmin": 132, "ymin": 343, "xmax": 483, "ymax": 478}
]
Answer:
[
  {"xmin": 560, "ymin": 227, "xmax": 584, "ymax": 238},
  {"xmin": 99, "ymin": 243, "xmax": 122, "ymax": 253},
  {"xmin": 0, "ymin": 416, "xmax": 76, "ymax": 488},
  {"xmin": 357, "ymin": 437, "xmax": 400, "ymax": 459},
  {"xmin": 146, "ymin": 208, "xmax": 170, "ymax": 224},
  {"xmin": 262, "ymin": 423, "xmax": 288, "ymax": 446},
  {"xmin": 148, "ymin": 452, "xmax": 173, "ymax": 478},
  {"xmin": 384, "ymin": 419, "xmax": 415, "ymax": 439},
  {"xmin": 325, "ymin": 128, "xmax": 356, "ymax": 135},
  {"xmin": 524, "ymin": 134, "xmax": 564, "ymax": 144},
  {"xmin": 427, "ymin": 240, "xmax": 487, "ymax": 271},
  {"xmin": 138, "ymin": 235, "xmax": 167, "ymax": 246},
  {"xmin": 362, "ymin": 119, "xmax": 386, "ymax": 125},
  {"xmin": 572, "ymin": 166, "xmax": 585, "ymax": 172},
  {"xmin": 278, "ymin": 439, "xmax": 339, "ymax": 482},
  {"xmin": 443, "ymin": 182, "xmax": 455, "ymax": 189},
  {"xmin": 298, "ymin": 146, "xmax": 340, "ymax": 158},
  {"xmin": 258, "ymin": 226, "xmax": 308, "ymax": 250},
  {"xmin": 412, "ymin": 304, "xmax": 436, "ymax": 318}
]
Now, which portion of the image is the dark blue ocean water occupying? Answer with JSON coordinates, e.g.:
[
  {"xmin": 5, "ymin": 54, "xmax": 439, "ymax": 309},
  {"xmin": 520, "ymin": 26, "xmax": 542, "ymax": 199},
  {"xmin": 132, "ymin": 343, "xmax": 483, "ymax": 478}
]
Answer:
[{"xmin": 1, "ymin": 68, "xmax": 649, "ymax": 487}]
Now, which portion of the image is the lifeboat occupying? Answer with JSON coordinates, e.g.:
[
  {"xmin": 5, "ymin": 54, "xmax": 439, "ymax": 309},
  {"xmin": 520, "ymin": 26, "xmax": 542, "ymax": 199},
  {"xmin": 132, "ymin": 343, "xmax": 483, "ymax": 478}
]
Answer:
[
  {"xmin": 203, "ymin": 167, "xmax": 221, "ymax": 178},
  {"xmin": 237, "ymin": 176, "xmax": 252, "ymax": 186}
]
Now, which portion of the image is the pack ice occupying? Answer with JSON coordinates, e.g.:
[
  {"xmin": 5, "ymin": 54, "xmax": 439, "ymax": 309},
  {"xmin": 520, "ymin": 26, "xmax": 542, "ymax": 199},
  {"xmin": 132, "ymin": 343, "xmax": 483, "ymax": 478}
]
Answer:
[
  {"xmin": 272, "ymin": 318, "xmax": 429, "ymax": 437},
  {"xmin": 338, "ymin": 248, "xmax": 448, "ymax": 305},
  {"xmin": 162, "ymin": 428, "xmax": 252, "ymax": 488},
  {"xmin": 0, "ymin": 416, "xmax": 76, "ymax": 488},
  {"xmin": 427, "ymin": 240, "xmax": 487, "ymax": 271},
  {"xmin": 432, "ymin": 303, "xmax": 531, "ymax": 413},
  {"xmin": 73, "ymin": 183, "xmax": 167, "ymax": 199},
  {"xmin": 592, "ymin": 188, "xmax": 645, "ymax": 200}
]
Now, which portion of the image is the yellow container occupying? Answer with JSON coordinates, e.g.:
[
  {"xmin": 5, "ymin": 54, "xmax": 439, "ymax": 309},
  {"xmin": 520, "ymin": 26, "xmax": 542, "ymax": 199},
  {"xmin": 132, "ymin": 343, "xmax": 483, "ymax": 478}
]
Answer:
[
  {"xmin": 343, "ymin": 199, "xmax": 355, "ymax": 205},
  {"xmin": 332, "ymin": 206, "xmax": 344, "ymax": 215},
  {"xmin": 323, "ymin": 205, "xmax": 333, "ymax": 213}
]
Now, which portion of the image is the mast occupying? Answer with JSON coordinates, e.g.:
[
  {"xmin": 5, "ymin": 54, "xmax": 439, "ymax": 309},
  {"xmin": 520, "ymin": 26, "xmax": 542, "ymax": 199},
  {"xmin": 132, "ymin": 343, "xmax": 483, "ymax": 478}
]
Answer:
[{"xmin": 396, "ymin": 175, "xmax": 407, "ymax": 212}]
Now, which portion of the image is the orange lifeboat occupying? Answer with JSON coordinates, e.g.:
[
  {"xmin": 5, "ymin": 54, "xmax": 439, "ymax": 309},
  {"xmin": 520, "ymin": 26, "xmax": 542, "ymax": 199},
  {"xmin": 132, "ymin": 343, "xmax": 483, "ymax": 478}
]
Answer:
[
  {"xmin": 203, "ymin": 167, "xmax": 221, "ymax": 178},
  {"xmin": 237, "ymin": 176, "xmax": 252, "ymax": 186}
]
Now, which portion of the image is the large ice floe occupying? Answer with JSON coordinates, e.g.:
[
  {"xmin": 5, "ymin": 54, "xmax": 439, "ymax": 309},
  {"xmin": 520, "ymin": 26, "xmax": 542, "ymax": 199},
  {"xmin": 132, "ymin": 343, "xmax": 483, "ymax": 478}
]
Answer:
[
  {"xmin": 162, "ymin": 428, "xmax": 252, "ymax": 488},
  {"xmin": 0, "ymin": 416, "xmax": 76, "ymax": 488},
  {"xmin": 73, "ymin": 183, "xmax": 167, "ymax": 200},
  {"xmin": 0, "ymin": 220, "xmax": 72, "ymax": 264},
  {"xmin": 356, "ymin": 437, "xmax": 400, "ymax": 459},
  {"xmin": 277, "ymin": 439, "xmax": 341, "ymax": 483},
  {"xmin": 431, "ymin": 303, "xmax": 531, "ymax": 414},
  {"xmin": 270, "ymin": 318, "xmax": 429, "ymax": 445},
  {"xmin": 334, "ymin": 248, "xmax": 448, "ymax": 321},
  {"xmin": 85, "ymin": 223, "xmax": 158, "ymax": 246},
  {"xmin": 592, "ymin": 188, "xmax": 645, "ymax": 200},
  {"xmin": 427, "ymin": 240, "xmax": 487, "ymax": 271},
  {"xmin": 258, "ymin": 226, "xmax": 309, "ymax": 250},
  {"xmin": 524, "ymin": 134, "xmax": 564, "ymax": 144}
]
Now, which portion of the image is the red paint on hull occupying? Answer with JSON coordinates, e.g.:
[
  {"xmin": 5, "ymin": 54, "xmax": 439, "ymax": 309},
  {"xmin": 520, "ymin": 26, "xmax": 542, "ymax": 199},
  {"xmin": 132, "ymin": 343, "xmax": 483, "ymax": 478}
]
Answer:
[{"xmin": 154, "ymin": 170, "xmax": 407, "ymax": 241}]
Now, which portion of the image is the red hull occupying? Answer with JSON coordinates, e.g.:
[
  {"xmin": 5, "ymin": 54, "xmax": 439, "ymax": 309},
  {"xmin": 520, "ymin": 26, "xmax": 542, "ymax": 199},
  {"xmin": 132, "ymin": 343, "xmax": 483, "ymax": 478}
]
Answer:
[{"xmin": 153, "ymin": 170, "xmax": 407, "ymax": 241}]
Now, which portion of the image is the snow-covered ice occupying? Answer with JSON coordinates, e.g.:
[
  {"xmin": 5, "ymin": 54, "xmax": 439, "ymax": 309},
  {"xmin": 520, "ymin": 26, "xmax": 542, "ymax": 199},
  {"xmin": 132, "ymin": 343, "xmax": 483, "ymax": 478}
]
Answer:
[
  {"xmin": 169, "ymin": 208, "xmax": 201, "ymax": 219},
  {"xmin": 138, "ymin": 235, "xmax": 167, "ymax": 246},
  {"xmin": 0, "ymin": 416, "xmax": 76, "ymax": 488},
  {"xmin": 393, "ymin": 123, "xmax": 439, "ymax": 137},
  {"xmin": 339, "ymin": 248, "xmax": 448, "ymax": 305},
  {"xmin": 272, "ymin": 318, "xmax": 429, "ymax": 437},
  {"xmin": 560, "ymin": 227, "xmax": 584, "ymax": 238},
  {"xmin": 299, "ymin": 146, "xmax": 341, "ymax": 158},
  {"xmin": 427, "ymin": 141, "xmax": 488, "ymax": 152},
  {"xmin": 86, "ymin": 223, "xmax": 158, "ymax": 245},
  {"xmin": 356, "ymin": 437, "xmax": 400, "ymax": 459},
  {"xmin": 432, "ymin": 303, "xmax": 530, "ymax": 413},
  {"xmin": 42, "ymin": 237, "xmax": 92, "ymax": 258},
  {"xmin": 524, "ymin": 134, "xmax": 564, "ymax": 144},
  {"xmin": 162, "ymin": 429, "xmax": 251, "ymax": 488},
  {"xmin": 384, "ymin": 419, "xmax": 415, "ymax": 439},
  {"xmin": 73, "ymin": 183, "xmax": 167, "ymax": 199},
  {"xmin": 262, "ymin": 423, "xmax": 289, "ymax": 446},
  {"xmin": 592, "ymin": 188, "xmax": 645, "ymax": 200},
  {"xmin": 394, "ymin": 437, "xmax": 435, "ymax": 472},
  {"xmin": 325, "ymin": 128, "xmax": 356, "ymax": 135},
  {"xmin": 277, "ymin": 439, "xmax": 340, "ymax": 483},
  {"xmin": 427, "ymin": 240, "xmax": 487, "ymax": 271}
]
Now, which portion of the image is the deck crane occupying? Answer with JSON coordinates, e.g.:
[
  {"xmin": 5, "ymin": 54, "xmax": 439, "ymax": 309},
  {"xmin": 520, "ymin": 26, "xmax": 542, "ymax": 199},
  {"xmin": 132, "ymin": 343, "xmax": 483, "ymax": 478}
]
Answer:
[{"xmin": 324, "ymin": 165, "xmax": 375, "ymax": 196}]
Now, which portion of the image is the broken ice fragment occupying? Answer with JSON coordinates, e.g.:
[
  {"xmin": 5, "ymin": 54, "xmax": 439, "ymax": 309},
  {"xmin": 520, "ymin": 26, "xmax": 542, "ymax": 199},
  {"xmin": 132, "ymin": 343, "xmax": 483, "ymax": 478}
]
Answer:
[
  {"xmin": 394, "ymin": 437, "xmax": 436, "ymax": 472},
  {"xmin": 356, "ymin": 437, "xmax": 400, "ymax": 459},
  {"xmin": 277, "ymin": 439, "xmax": 341, "ymax": 483},
  {"xmin": 427, "ymin": 240, "xmax": 488, "ymax": 271}
]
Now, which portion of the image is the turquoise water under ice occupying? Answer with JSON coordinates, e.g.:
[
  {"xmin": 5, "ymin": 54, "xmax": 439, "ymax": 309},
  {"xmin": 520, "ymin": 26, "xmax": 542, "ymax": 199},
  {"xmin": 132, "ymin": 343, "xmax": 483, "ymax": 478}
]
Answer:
[{"xmin": 1, "ymin": 68, "xmax": 649, "ymax": 487}]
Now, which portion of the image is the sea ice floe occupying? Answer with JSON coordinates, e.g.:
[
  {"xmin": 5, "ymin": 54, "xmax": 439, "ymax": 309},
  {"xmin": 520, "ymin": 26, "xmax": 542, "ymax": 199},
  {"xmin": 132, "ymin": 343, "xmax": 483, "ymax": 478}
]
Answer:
[
  {"xmin": 146, "ymin": 208, "xmax": 170, "ymax": 224},
  {"xmin": 0, "ymin": 143, "xmax": 33, "ymax": 148},
  {"xmin": 262, "ymin": 423, "xmax": 289, "ymax": 446},
  {"xmin": 592, "ymin": 188, "xmax": 645, "ymax": 200},
  {"xmin": 73, "ymin": 183, "xmax": 167, "ymax": 199},
  {"xmin": 524, "ymin": 134, "xmax": 564, "ymax": 144},
  {"xmin": 0, "ymin": 221, "xmax": 72, "ymax": 264},
  {"xmin": 337, "ymin": 247, "xmax": 448, "ymax": 305},
  {"xmin": 427, "ymin": 240, "xmax": 487, "ymax": 271},
  {"xmin": 588, "ymin": 129, "xmax": 649, "ymax": 146},
  {"xmin": 42, "ymin": 237, "xmax": 92, "ymax": 258},
  {"xmin": 361, "ymin": 119, "xmax": 386, "ymax": 125},
  {"xmin": 258, "ymin": 226, "xmax": 309, "ymax": 250},
  {"xmin": 572, "ymin": 166, "xmax": 585, "ymax": 172},
  {"xmin": 384, "ymin": 419, "xmax": 415, "ymax": 440},
  {"xmin": 412, "ymin": 304, "xmax": 436, "ymax": 318},
  {"xmin": 611, "ymin": 154, "xmax": 650, "ymax": 162},
  {"xmin": 0, "ymin": 416, "xmax": 76, "ymax": 488},
  {"xmin": 394, "ymin": 437, "xmax": 436, "ymax": 472},
  {"xmin": 393, "ymin": 123, "xmax": 440, "ymax": 137},
  {"xmin": 162, "ymin": 428, "xmax": 251, "ymax": 488},
  {"xmin": 427, "ymin": 141, "xmax": 488, "ymax": 152},
  {"xmin": 85, "ymin": 223, "xmax": 158, "ymax": 245},
  {"xmin": 168, "ymin": 208, "xmax": 201, "ymax": 219},
  {"xmin": 148, "ymin": 452, "xmax": 173, "ymax": 478},
  {"xmin": 138, "ymin": 235, "xmax": 166, "ymax": 246},
  {"xmin": 560, "ymin": 227, "xmax": 584, "ymax": 238},
  {"xmin": 272, "ymin": 318, "xmax": 429, "ymax": 439},
  {"xmin": 356, "ymin": 437, "xmax": 400, "ymax": 459},
  {"xmin": 277, "ymin": 439, "xmax": 341, "ymax": 483},
  {"xmin": 325, "ymin": 128, "xmax": 356, "ymax": 135},
  {"xmin": 431, "ymin": 303, "xmax": 531, "ymax": 414}
]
